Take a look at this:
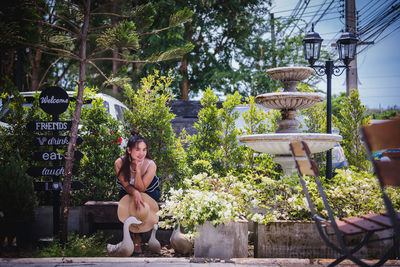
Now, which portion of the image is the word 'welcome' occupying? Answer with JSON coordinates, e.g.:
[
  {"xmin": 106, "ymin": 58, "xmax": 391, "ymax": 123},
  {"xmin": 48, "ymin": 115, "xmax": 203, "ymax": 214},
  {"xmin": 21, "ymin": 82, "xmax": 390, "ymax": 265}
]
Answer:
[{"xmin": 40, "ymin": 95, "xmax": 69, "ymax": 104}]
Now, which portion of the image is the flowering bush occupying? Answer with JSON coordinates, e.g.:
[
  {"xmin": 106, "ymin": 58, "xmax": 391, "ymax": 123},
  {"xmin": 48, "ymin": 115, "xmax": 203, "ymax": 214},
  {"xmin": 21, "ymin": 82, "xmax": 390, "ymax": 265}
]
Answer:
[
  {"xmin": 158, "ymin": 188, "xmax": 242, "ymax": 238},
  {"xmin": 159, "ymin": 168, "xmax": 400, "ymax": 232},
  {"xmin": 317, "ymin": 167, "xmax": 400, "ymax": 218},
  {"xmin": 250, "ymin": 167, "xmax": 400, "ymax": 224},
  {"xmin": 159, "ymin": 172, "xmax": 310, "ymax": 234}
]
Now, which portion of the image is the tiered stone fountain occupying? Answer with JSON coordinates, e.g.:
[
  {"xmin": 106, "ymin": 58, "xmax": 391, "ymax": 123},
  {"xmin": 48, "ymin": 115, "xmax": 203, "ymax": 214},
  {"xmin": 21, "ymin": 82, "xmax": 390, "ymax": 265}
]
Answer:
[{"xmin": 239, "ymin": 66, "xmax": 342, "ymax": 175}]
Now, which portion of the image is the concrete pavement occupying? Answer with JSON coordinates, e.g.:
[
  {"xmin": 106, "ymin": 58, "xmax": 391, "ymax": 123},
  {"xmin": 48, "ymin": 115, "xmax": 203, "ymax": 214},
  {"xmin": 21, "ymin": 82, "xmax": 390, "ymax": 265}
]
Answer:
[{"xmin": 1, "ymin": 257, "xmax": 400, "ymax": 267}]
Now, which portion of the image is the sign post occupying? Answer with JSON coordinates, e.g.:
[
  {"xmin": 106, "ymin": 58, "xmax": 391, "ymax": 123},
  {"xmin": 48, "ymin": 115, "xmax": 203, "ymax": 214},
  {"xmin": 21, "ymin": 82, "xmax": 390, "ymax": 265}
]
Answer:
[{"xmin": 26, "ymin": 86, "xmax": 84, "ymax": 237}]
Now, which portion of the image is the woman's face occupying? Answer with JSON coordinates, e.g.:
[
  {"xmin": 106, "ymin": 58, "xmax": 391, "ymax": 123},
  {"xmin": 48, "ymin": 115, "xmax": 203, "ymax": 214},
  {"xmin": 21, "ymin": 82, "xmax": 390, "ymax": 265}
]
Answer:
[{"xmin": 128, "ymin": 141, "xmax": 147, "ymax": 162}]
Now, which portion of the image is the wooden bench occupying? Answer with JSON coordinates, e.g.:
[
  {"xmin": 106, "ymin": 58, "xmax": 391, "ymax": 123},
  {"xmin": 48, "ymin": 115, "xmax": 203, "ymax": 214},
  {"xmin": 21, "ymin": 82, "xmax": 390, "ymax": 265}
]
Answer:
[
  {"xmin": 82, "ymin": 201, "xmax": 168, "ymax": 235},
  {"xmin": 289, "ymin": 119, "xmax": 400, "ymax": 267},
  {"xmin": 82, "ymin": 201, "xmax": 121, "ymax": 235}
]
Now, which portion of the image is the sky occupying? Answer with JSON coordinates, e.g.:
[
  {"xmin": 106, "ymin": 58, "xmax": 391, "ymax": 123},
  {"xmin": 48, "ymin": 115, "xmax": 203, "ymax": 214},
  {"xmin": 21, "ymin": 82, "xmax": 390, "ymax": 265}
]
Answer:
[{"xmin": 271, "ymin": 0, "xmax": 400, "ymax": 110}]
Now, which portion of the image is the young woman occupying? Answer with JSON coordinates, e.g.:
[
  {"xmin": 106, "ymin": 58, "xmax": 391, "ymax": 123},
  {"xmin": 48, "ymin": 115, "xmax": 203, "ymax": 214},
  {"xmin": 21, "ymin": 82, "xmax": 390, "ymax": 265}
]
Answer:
[{"xmin": 114, "ymin": 130, "xmax": 160, "ymax": 254}]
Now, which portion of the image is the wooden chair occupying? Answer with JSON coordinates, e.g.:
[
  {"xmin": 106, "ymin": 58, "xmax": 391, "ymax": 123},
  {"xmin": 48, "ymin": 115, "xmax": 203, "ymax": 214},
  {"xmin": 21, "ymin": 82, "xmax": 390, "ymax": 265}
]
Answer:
[{"xmin": 289, "ymin": 119, "xmax": 400, "ymax": 266}]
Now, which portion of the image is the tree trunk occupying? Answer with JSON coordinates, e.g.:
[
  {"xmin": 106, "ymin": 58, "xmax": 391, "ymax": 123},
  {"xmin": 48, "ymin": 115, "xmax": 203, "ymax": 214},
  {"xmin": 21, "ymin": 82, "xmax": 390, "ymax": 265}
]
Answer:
[
  {"xmin": 59, "ymin": 0, "xmax": 90, "ymax": 245},
  {"xmin": 180, "ymin": 55, "xmax": 189, "ymax": 100},
  {"xmin": 179, "ymin": 22, "xmax": 193, "ymax": 100},
  {"xmin": 112, "ymin": 2, "xmax": 118, "ymax": 94},
  {"xmin": 112, "ymin": 47, "xmax": 118, "ymax": 94},
  {"xmin": 30, "ymin": 49, "xmax": 43, "ymax": 91}
]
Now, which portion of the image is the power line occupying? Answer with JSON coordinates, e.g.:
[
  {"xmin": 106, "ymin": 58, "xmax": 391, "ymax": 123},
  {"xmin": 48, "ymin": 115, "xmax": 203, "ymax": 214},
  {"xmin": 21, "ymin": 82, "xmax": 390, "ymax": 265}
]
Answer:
[
  {"xmin": 314, "ymin": 0, "xmax": 335, "ymax": 25},
  {"xmin": 286, "ymin": 0, "xmax": 311, "ymax": 36},
  {"xmin": 358, "ymin": 0, "xmax": 399, "ymax": 35},
  {"xmin": 278, "ymin": 9, "xmax": 338, "ymax": 19},
  {"xmin": 272, "ymin": 3, "xmax": 327, "ymax": 14},
  {"xmin": 358, "ymin": 0, "xmax": 379, "ymax": 13}
]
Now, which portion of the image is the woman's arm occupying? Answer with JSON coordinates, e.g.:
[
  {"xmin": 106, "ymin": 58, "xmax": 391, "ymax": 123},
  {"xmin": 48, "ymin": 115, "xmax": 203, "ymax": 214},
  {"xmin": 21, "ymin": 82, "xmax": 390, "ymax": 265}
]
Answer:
[
  {"xmin": 114, "ymin": 158, "xmax": 144, "ymax": 208},
  {"xmin": 134, "ymin": 159, "xmax": 156, "ymax": 192}
]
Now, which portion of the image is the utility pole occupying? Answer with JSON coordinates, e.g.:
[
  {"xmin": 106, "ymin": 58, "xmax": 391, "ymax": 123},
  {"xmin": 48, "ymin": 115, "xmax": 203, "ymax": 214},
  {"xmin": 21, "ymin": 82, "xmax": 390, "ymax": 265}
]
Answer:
[
  {"xmin": 345, "ymin": 0, "xmax": 358, "ymax": 95},
  {"xmin": 271, "ymin": 13, "xmax": 276, "ymax": 68}
]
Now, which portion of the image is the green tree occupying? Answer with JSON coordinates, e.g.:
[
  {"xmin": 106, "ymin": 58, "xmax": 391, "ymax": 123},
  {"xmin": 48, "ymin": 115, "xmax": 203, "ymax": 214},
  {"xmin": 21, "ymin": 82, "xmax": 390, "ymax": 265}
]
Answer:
[
  {"xmin": 123, "ymin": 70, "xmax": 188, "ymax": 189},
  {"xmin": 0, "ymin": 0, "xmax": 50, "ymax": 91},
  {"xmin": 185, "ymin": 88, "xmax": 224, "ymax": 172},
  {"xmin": 338, "ymin": 89, "xmax": 371, "ymax": 171},
  {"xmin": 240, "ymin": 96, "xmax": 280, "ymax": 177},
  {"xmin": 136, "ymin": 1, "xmax": 311, "ymax": 98},
  {"xmin": 332, "ymin": 92, "xmax": 347, "ymax": 121},
  {"xmin": 8, "ymin": 0, "xmax": 193, "ymax": 243},
  {"xmin": 299, "ymin": 83, "xmax": 341, "ymax": 172},
  {"xmin": 219, "ymin": 91, "xmax": 242, "ymax": 173},
  {"xmin": 71, "ymin": 91, "xmax": 123, "ymax": 205}
]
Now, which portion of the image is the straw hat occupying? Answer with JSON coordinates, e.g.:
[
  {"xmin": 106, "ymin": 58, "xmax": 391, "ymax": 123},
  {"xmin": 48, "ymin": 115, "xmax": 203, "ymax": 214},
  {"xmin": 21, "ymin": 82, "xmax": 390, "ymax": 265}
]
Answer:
[{"xmin": 117, "ymin": 193, "xmax": 159, "ymax": 233}]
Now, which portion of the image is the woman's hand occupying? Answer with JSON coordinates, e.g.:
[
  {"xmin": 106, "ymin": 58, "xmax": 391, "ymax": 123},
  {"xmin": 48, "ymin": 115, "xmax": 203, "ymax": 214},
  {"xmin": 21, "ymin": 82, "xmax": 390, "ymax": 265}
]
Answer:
[
  {"xmin": 133, "ymin": 189, "xmax": 145, "ymax": 210},
  {"xmin": 135, "ymin": 159, "xmax": 144, "ymax": 171}
]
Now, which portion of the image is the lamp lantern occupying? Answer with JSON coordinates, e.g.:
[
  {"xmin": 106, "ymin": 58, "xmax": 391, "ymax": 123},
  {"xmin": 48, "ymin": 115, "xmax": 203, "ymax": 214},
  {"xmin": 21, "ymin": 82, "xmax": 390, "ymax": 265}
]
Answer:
[
  {"xmin": 336, "ymin": 31, "xmax": 358, "ymax": 67},
  {"xmin": 302, "ymin": 26, "xmax": 323, "ymax": 67}
]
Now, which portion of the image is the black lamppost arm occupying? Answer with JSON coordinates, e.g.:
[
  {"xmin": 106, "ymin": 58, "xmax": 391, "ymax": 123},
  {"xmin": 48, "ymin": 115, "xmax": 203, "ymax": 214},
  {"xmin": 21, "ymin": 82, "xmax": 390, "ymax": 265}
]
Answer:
[{"xmin": 308, "ymin": 60, "xmax": 348, "ymax": 180}]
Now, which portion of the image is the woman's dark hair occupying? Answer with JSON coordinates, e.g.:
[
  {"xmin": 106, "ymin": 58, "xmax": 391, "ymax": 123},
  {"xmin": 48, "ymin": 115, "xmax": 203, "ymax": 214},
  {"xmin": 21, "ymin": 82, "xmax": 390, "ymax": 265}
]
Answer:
[{"xmin": 117, "ymin": 130, "xmax": 151, "ymax": 182}]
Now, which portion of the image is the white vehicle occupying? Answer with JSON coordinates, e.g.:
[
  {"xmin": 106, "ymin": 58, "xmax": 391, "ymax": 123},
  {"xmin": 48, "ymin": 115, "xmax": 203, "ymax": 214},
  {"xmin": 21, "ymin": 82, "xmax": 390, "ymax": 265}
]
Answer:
[
  {"xmin": 1, "ymin": 91, "xmax": 127, "ymax": 124},
  {"xmin": 0, "ymin": 91, "xmax": 129, "ymax": 147},
  {"xmin": 94, "ymin": 93, "xmax": 127, "ymax": 123}
]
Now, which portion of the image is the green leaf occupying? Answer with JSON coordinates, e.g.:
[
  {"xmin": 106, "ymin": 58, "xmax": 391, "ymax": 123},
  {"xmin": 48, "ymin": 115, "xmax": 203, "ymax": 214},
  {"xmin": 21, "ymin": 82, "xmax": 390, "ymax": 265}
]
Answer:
[
  {"xmin": 169, "ymin": 7, "xmax": 193, "ymax": 28},
  {"xmin": 150, "ymin": 43, "xmax": 194, "ymax": 62}
]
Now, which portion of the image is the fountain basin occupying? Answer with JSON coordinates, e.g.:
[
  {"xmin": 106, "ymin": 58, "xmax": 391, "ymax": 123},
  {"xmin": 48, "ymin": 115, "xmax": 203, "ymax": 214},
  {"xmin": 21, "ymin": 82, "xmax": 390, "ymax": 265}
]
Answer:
[
  {"xmin": 266, "ymin": 67, "xmax": 315, "ymax": 92},
  {"xmin": 239, "ymin": 133, "xmax": 342, "ymax": 155},
  {"xmin": 256, "ymin": 92, "xmax": 324, "ymax": 110},
  {"xmin": 266, "ymin": 67, "xmax": 315, "ymax": 82}
]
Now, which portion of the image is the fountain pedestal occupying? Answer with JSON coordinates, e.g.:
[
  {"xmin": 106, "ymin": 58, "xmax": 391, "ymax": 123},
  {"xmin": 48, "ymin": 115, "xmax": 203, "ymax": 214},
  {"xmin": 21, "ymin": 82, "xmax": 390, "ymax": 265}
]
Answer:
[
  {"xmin": 239, "ymin": 67, "xmax": 342, "ymax": 176},
  {"xmin": 277, "ymin": 109, "xmax": 299, "ymax": 133}
]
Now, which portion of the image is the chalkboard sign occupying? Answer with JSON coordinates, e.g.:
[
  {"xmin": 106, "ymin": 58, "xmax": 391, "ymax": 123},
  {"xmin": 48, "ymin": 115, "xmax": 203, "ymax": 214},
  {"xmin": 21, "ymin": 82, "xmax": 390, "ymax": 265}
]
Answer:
[
  {"xmin": 27, "ymin": 166, "xmax": 77, "ymax": 177},
  {"xmin": 34, "ymin": 135, "xmax": 83, "ymax": 146},
  {"xmin": 33, "ymin": 150, "xmax": 84, "ymax": 161},
  {"xmin": 27, "ymin": 121, "xmax": 72, "ymax": 131},
  {"xmin": 39, "ymin": 86, "xmax": 70, "ymax": 115},
  {"xmin": 34, "ymin": 181, "xmax": 84, "ymax": 191},
  {"xmin": 27, "ymin": 86, "xmax": 82, "ymax": 237}
]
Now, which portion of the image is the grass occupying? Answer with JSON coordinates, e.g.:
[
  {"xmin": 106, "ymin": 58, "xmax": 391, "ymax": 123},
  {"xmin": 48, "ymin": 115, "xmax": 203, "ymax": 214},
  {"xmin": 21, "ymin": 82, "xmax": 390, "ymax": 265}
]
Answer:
[{"xmin": 1, "ymin": 232, "xmax": 110, "ymax": 258}]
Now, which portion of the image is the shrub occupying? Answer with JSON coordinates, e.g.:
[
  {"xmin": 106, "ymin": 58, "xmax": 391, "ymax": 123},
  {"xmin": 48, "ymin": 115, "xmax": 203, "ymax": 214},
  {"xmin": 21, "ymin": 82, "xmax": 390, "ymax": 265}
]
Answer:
[
  {"xmin": 185, "ymin": 89, "xmax": 281, "ymax": 177},
  {"xmin": 71, "ymin": 91, "xmax": 123, "ymax": 205},
  {"xmin": 123, "ymin": 70, "xmax": 188, "ymax": 191},
  {"xmin": 0, "ymin": 86, "xmax": 42, "ymax": 222},
  {"xmin": 219, "ymin": 91, "xmax": 243, "ymax": 173},
  {"xmin": 185, "ymin": 88, "xmax": 224, "ymax": 174},
  {"xmin": 240, "ymin": 96, "xmax": 281, "ymax": 178},
  {"xmin": 158, "ymin": 187, "xmax": 242, "ymax": 237},
  {"xmin": 160, "ymin": 168, "xmax": 400, "ymax": 230},
  {"xmin": 250, "ymin": 167, "xmax": 400, "ymax": 224},
  {"xmin": 0, "ymin": 154, "xmax": 36, "ymax": 222},
  {"xmin": 338, "ymin": 89, "xmax": 371, "ymax": 171}
]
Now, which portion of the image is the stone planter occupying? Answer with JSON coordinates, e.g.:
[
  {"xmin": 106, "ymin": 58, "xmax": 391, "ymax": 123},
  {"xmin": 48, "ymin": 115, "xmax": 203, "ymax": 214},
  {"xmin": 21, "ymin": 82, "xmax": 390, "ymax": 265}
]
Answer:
[
  {"xmin": 194, "ymin": 220, "xmax": 248, "ymax": 258},
  {"xmin": 255, "ymin": 221, "xmax": 394, "ymax": 259}
]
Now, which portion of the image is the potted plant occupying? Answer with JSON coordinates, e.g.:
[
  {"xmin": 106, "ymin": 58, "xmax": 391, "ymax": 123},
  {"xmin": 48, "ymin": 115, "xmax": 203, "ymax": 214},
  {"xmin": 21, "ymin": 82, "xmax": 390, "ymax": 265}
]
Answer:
[{"xmin": 158, "ymin": 173, "xmax": 248, "ymax": 258}]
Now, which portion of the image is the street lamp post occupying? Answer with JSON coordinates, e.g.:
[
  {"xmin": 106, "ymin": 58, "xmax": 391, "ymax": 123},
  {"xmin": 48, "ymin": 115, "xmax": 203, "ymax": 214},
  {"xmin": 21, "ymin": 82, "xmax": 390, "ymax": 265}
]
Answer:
[{"xmin": 302, "ymin": 25, "xmax": 358, "ymax": 180}]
